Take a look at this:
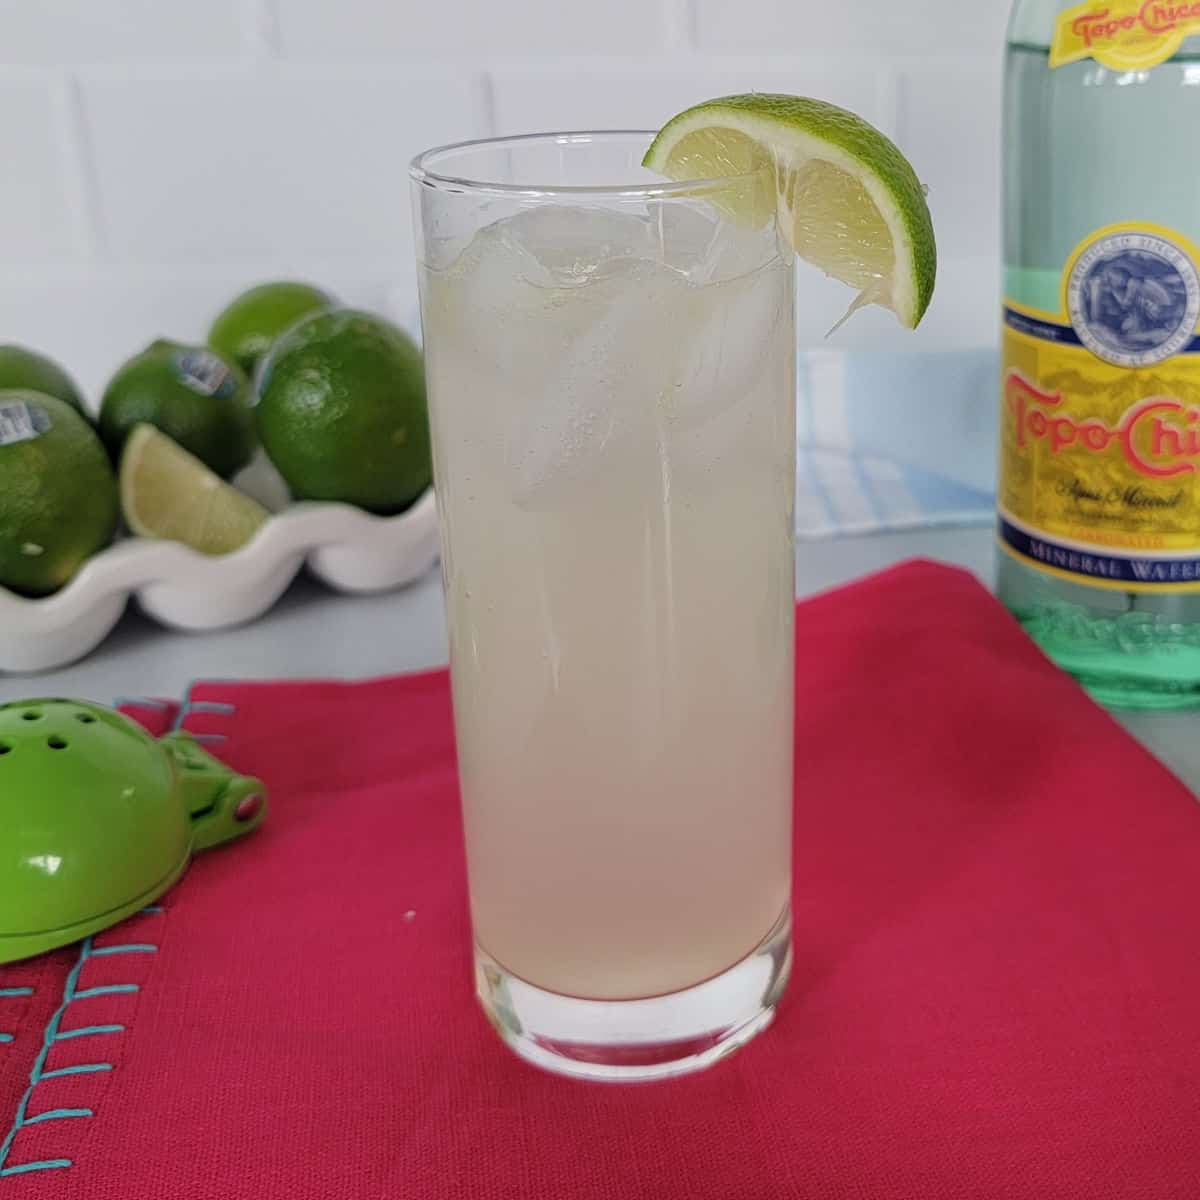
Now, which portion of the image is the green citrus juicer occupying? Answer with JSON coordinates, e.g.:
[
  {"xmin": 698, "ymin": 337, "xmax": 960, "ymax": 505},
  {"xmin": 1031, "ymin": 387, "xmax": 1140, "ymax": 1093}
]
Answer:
[{"xmin": 0, "ymin": 698, "xmax": 266, "ymax": 964}]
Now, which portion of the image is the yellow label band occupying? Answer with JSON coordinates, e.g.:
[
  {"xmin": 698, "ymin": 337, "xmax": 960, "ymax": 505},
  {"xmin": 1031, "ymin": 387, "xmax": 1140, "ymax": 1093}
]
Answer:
[
  {"xmin": 997, "ymin": 529, "xmax": 1200, "ymax": 594},
  {"xmin": 1000, "ymin": 223, "xmax": 1200, "ymax": 592},
  {"xmin": 1051, "ymin": 1, "xmax": 1200, "ymax": 70}
]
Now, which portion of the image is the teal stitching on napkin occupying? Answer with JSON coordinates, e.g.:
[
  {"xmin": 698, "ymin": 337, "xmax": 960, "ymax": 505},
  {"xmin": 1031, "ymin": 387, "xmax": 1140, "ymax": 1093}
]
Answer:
[
  {"xmin": 0, "ymin": 939, "xmax": 93, "ymax": 1177},
  {"xmin": 0, "ymin": 929, "xmax": 157, "ymax": 1179}
]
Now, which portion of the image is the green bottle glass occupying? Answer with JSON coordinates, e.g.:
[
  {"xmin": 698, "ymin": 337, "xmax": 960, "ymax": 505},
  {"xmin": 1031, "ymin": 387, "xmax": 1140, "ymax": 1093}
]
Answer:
[{"xmin": 999, "ymin": 0, "xmax": 1200, "ymax": 709}]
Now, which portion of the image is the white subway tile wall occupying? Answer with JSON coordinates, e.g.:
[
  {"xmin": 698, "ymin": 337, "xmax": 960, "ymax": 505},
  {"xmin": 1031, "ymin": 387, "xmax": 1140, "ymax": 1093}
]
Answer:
[
  {"xmin": 490, "ymin": 59, "xmax": 890, "ymax": 138},
  {"xmin": 0, "ymin": 0, "xmax": 250, "ymax": 65},
  {"xmin": 0, "ymin": 0, "xmax": 1006, "ymax": 400},
  {"xmin": 694, "ymin": 1, "xmax": 1010, "ymax": 55},
  {"xmin": 0, "ymin": 76, "xmax": 85, "ymax": 260},
  {"xmin": 896, "ymin": 61, "xmax": 1004, "ymax": 265},
  {"xmin": 80, "ymin": 67, "xmax": 485, "ymax": 259},
  {"xmin": 275, "ymin": 0, "xmax": 655, "ymax": 56}
]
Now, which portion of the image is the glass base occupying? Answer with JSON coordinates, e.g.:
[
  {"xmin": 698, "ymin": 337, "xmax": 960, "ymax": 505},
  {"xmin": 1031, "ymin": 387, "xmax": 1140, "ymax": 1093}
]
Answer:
[{"xmin": 474, "ymin": 906, "xmax": 793, "ymax": 1082}]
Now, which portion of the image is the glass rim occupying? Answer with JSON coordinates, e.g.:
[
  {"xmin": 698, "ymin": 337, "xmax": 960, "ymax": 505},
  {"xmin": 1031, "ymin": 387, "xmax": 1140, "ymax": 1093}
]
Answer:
[{"xmin": 408, "ymin": 130, "xmax": 761, "ymax": 199}]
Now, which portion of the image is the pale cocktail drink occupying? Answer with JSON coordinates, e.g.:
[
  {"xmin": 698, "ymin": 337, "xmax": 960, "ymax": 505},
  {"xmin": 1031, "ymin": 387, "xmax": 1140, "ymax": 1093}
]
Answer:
[{"xmin": 412, "ymin": 133, "xmax": 796, "ymax": 1079}]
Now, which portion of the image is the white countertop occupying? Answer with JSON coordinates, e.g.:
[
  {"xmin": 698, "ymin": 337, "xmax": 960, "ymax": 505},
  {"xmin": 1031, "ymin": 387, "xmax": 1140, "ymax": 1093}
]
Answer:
[{"xmin": 3, "ymin": 525, "xmax": 1196, "ymax": 795}]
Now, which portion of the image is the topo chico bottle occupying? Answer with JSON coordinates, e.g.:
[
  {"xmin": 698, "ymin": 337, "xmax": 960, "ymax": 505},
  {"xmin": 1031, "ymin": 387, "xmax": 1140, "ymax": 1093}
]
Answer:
[{"xmin": 999, "ymin": 0, "xmax": 1200, "ymax": 709}]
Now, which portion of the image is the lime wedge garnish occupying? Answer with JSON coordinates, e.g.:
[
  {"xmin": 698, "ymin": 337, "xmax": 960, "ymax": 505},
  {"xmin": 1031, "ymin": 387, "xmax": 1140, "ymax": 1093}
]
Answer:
[
  {"xmin": 643, "ymin": 94, "xmax": 937, "ymax": 328},
  {"xmin": 120, "ymin": 423, "xmax": 268, "ymax": 555}
]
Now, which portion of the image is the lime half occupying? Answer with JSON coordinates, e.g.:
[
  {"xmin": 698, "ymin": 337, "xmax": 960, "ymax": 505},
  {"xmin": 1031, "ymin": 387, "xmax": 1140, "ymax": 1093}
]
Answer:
[
  {"xmin": 644, "ymin": 94, "xmax": 936, "ymax": 328},
  {"xmin": 120, "ymin": 424, "xmax": 268, "ymax": 556}
]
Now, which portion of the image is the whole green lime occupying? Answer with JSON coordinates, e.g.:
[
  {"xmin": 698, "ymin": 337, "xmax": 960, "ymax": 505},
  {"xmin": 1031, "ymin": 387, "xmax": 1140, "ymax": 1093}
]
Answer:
[
  {"xmin": 99, "ymin": 340, "xmax": 255, "ymax": 479},
  {"xmin": 0, "ymin": 392, "xmax": 118, "ymax": 596},
  {"xmin": 0, "ymin": 345, "xmax": 86, "ymax": 415},
  {"xmin": 209, "ymin": 281, "xmax": 335, "ymax": 376},
  {"xmin": 256, "ymin": 310, "xmax": 431, "ymax": 514}
]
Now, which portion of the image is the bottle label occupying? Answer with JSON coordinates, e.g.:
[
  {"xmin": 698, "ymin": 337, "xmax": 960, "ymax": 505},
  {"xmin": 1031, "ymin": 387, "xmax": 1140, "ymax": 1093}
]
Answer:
[
  {"xmin": 1051, "ymin": 1, "xmax": 1200, "ymax": 70},
  {"xmin": 999, "ymin": 222, "xmax": 1200, "ymax": 593}
]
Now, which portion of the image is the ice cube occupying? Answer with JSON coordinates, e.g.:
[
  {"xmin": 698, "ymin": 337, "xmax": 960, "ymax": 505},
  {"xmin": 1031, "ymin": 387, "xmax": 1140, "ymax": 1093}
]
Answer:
[
  {"xmin": 652, "ymin": 204, "xmax": 782, "ymax": 285},
  {"xmin": 705, "ymin": 216, "xmax": 785, "ymax": 283},
  {"xmin": 653, "ymin": 206, "xmax": 723, "ymax": 282},
  {"xmin": 663, "ymin": 261, "xmax": 790, "ymax": 437},
  {"xmin": 433, "ymin": 208, "xmax": 656, "ymax": 382},
  {"xmin": 426, "ymin": 229, "xmax": 530, "ymax": 383},
  {"xmin": 506, "ymin": 262, "xmax": 678, "ymax": 512},
  {"xmin": 499, "ymin": 206, "xmax": 655, "ymax": 288},
  {"xmin": 438, "ymin": 204, "xmax": 788, "ymax": 508}
]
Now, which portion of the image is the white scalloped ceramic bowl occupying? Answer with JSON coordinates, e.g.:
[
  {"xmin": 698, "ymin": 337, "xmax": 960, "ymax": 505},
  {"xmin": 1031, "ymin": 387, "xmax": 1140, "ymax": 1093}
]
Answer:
[{"xmin": 0, "ymin": 490, "xmax": 440, "ymax": 674}]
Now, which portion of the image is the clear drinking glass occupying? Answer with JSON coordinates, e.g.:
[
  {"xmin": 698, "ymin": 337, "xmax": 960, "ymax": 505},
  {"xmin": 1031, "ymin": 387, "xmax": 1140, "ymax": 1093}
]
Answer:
[{"xmin": 410, "ymin": 132, "xmax": 796, "ymax": 1081}]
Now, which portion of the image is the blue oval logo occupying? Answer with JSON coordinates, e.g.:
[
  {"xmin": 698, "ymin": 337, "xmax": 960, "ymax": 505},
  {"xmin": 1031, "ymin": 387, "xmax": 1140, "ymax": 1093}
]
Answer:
[{"xmin": 1067, "ymin": 230, "xmax": 1200, "ymax": 368}]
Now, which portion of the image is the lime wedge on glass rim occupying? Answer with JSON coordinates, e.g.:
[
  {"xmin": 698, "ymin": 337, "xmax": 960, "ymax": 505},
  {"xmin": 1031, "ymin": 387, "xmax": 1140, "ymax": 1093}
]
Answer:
[
  {"xmin": 120, "ymin": 423, "xmax": 269, "ymax": 556},
  {"xmin": 643, "ymin": 94, "xmax": 937, "ymax": 329}
]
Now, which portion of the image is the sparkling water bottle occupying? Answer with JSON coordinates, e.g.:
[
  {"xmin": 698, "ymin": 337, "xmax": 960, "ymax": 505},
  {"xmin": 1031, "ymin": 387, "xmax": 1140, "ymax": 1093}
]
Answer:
[{"xmin": 999, "ymin": 0, "xmax": 1200, "ymax": 709}]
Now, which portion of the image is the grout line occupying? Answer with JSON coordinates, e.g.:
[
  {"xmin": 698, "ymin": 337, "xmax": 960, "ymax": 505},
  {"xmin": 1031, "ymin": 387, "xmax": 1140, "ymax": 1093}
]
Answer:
[
  {"xmin": 57, "ymin": 72, "xmax": 105, "ymax": 260},
  {"xmin": 245, "ymin": 0, "xmax": 281, "ymax": 58},
  {"xmin": 876, "ymin": 65, "xmax": 903, "ymax": 140},
  {"xmin": 661, "ymin": 0, "xmax": 695, "ymax": 51},
  {"xmin": 477, "ymin": 72, "xmax": 497, "ymax": 138}
]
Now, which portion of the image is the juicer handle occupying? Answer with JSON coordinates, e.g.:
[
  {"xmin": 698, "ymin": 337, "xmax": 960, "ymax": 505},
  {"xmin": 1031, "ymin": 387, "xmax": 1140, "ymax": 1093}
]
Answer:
[
  {"xmin": 160, "ymin": 732, "xmax": 268, "ymax": 853},
  {"xmin": 191, "ymin": 775, "xmax": 268, "ymax": 852}
]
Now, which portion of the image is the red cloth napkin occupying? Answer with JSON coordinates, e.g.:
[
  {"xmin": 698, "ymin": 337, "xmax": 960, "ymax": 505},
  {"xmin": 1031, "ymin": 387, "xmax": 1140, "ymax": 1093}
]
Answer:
[{"xmin": 2, "ymin": 560, "xmax": 1199, "ymax": 1199}]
